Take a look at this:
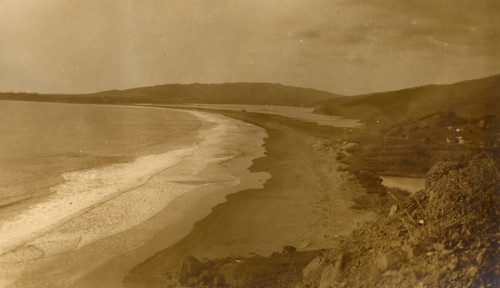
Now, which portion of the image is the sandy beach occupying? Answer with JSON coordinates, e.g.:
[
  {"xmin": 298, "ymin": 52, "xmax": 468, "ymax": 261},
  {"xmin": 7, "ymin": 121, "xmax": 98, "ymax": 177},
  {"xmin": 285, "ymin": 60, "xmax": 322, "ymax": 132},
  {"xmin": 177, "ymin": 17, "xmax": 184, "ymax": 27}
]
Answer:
[
  {"xmin": 0, "ymin": 106, "xmax": 378, "ymax": 288},
  {"xmin": 0, "ymin": 108, "xmax": 269, "ymax": 288},
  {"xmin": 124, "ymin": 110, "xmax": 377, "ymax": 287}
]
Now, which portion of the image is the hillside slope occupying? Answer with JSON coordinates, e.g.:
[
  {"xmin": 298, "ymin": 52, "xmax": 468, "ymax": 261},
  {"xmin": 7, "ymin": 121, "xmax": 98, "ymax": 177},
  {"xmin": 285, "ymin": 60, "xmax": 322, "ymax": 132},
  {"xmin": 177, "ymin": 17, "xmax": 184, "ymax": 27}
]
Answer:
[
  {"xmin": 297, "ymin": 154, "xmax": 499, "ymax": 288},
  {"xmin": 316, "ymin": 74, "xmax": 500, "ymax": 125},
  {"xmin": 0, "ymin": 83, "xmax": 340, "ymax": 107}
]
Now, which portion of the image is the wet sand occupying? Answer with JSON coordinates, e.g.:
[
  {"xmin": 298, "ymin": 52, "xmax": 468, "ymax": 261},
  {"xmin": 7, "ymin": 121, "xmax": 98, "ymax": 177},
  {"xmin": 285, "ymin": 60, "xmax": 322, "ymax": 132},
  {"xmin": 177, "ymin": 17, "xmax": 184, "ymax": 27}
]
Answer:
[
  {"xmin": 73, "ymin": 116, "xmax": 269, "ymax": 288},
  {"xmin": 125, "ymin": 111, "xmax": 377, "ymax": 287},
  {"xmin": 0, "ymin": 110, "xmax": 269, "ymax": 288}
]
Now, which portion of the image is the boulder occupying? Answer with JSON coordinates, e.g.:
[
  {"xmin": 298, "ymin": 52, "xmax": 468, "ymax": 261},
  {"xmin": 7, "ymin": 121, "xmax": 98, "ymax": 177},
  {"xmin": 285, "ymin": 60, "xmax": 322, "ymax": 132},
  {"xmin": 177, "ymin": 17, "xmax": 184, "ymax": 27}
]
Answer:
[{"xmin": 179, "ymin": 256, "xmax": 203, "ymax": 284}]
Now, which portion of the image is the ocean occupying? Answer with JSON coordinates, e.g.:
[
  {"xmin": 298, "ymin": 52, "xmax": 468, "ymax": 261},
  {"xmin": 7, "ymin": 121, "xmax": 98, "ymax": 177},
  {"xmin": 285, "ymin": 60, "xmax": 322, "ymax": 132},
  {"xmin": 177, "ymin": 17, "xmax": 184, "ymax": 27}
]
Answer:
[
  {"xmin": 0, "ymin": 101, "xmax": 269, "ymax": 287},
  {"xmin": 0, "ymin": 101, "xmax": 203, "ymax": 211}
]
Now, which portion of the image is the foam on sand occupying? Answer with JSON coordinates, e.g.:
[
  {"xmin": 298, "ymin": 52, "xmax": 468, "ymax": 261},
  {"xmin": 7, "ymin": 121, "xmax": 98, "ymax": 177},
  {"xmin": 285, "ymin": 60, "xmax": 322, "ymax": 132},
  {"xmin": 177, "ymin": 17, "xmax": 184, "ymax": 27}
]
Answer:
[
  {"xmin": 0, "ymin": 147, "xmax": 196, "ymax": 259},
  {"xmin": 0, "ymin": 109, "xmax": 269, "ymax": 287}
]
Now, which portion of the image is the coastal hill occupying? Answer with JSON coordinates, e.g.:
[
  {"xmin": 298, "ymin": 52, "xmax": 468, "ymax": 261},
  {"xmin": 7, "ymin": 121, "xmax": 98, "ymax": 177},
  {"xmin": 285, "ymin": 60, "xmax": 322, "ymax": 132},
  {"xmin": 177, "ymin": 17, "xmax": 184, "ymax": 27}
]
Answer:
[
  {"xmin": 321, "ymin": 74, "xmax": 500, "ymax": 178},
  {"xmin": 1, "ymin": 75, "xmax": 498, "ymax": 118},
  {"xmin": 315, "ymin": 74, "xmax": 500, "ymax": 125},
  {"xmin": 0, "ymin": 82, "xmax": 340, "ymax": 107}
]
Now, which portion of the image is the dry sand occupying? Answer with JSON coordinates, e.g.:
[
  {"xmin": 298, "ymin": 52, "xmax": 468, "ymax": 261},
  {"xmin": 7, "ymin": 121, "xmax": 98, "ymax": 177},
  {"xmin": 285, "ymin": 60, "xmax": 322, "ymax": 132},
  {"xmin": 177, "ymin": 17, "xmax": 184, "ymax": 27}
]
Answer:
[{"xmin": 124, "ymin": 111, "xmax": 376, "ymax": 287}]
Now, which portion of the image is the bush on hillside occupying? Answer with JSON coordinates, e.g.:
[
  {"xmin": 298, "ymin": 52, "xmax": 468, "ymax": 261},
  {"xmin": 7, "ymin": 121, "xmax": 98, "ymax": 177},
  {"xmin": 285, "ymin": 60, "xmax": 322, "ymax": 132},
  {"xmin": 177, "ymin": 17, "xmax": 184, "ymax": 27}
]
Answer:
[{"xmin": 300, "ymin": 154, "xmax": 499, "ymax": 288}]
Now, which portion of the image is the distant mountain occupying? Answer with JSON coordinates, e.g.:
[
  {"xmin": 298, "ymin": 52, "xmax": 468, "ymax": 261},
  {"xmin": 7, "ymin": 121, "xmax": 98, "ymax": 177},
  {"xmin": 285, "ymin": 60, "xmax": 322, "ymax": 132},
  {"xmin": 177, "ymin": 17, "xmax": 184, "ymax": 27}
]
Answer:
[
  {"xmin": 0, "ymin": 83, "xmax": 340, "ymax": 107},
  {"xmin": 315, "ymin": 74, "xmax": 500, "ymax": 125}
]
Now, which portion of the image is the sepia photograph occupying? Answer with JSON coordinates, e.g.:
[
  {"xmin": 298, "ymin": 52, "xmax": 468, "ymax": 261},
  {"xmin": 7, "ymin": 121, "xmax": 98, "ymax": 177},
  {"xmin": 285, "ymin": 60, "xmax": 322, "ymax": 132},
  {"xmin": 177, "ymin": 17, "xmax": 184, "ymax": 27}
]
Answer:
[{"xmin": 0, "ymin": 1, "xmax": 498, "ymax": 287}]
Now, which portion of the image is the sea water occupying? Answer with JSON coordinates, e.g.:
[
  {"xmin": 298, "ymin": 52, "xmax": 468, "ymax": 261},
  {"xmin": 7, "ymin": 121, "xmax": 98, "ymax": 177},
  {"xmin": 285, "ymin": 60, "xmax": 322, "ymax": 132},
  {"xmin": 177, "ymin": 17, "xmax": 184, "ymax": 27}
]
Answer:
[
  {"xmin": 0, "ymin": 101, "xmax": 203, "ymax": 211},
  {"xmin": 0, "ymin": 101, "xmax": 206, "ymax": 253}
]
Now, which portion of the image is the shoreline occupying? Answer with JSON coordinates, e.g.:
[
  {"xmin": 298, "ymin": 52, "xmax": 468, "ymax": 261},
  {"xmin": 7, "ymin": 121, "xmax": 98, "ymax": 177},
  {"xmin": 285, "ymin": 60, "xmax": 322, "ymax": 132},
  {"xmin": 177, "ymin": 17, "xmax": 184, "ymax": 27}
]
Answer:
[
  {"xmin": 0, "ymin": 108, "xmax": 269, "ymax": 288},
  {"xmin": 0, "ymin": 101, "xmax": 202, "ymax": 220},
  {"xmin": 73, "ymin": 111, "xmax": 270, "ymax": 288},
  {"xmin": 124, "ymin": 110, "xmax": 377, "ymax": 287}
]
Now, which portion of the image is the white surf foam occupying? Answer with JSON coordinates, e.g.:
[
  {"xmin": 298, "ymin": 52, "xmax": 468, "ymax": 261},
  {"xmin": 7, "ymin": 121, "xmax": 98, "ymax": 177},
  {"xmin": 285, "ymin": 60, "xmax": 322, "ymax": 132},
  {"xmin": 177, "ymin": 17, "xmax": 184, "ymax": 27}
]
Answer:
[
  {"xmin": 0, "ymin": 109, "xmax": 254, "ymax": 262},
  {"xmin": 0, "ymin": 147, "xmax": 197, "ymax": 257}
]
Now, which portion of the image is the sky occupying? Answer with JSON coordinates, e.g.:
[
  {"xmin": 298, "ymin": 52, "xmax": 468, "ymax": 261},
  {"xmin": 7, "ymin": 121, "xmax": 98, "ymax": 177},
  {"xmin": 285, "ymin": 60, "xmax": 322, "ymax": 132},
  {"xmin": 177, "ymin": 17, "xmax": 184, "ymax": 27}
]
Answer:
[{"xmin": 0, "ymin": 0, "xmax": 499, "ymax": 95}]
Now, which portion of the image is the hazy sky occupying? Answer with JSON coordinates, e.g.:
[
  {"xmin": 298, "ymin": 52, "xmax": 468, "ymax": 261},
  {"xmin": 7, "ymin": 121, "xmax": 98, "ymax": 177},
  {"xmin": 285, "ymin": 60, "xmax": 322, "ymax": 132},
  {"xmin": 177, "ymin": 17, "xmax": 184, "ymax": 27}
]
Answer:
[{"xmin": 0, "ymin": 0, "xmax": 499, "ymax": 95}]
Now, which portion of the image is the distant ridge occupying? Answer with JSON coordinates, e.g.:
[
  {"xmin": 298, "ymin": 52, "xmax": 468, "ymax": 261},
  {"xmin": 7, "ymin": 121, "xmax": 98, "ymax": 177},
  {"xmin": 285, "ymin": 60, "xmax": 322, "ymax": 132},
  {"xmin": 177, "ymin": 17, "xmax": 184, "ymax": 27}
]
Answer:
[
  {"xmin": 1, "ymin": 75, "xmax": 498, "ymax": 117},
  {"xmin": 0, "ymin": 82, "xmax": 340, "ymax": 107},
  {"xmin": 316, "ymin": 74, "xmax": 500, "ymax": 124}
]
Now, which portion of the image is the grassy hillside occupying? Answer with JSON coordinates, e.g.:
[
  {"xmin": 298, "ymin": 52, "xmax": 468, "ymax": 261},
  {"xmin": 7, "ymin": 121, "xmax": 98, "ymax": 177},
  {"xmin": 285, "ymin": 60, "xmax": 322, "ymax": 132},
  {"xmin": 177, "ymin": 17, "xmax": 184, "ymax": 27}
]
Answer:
[
  {"xmin": 328, "ymin": 74, "xmax": 500, "ymax": 178},
  {"xmin": 0, "ymin": 83, "xmax": 340, "ymax": 107},
  {"xmin": 338, "ymin": 110, "xmax": 500, "ymax": 177},
  {"xmin": 316, "ymin": 74, "xmax": 500, "ymax": 125}
]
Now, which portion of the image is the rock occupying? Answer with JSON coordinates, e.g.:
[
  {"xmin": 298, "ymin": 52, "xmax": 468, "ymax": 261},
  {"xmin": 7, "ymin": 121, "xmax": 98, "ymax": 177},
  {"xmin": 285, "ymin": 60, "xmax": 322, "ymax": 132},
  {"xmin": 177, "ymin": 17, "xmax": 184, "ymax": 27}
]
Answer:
[
  {"xmin": 179, "ymin": 256, "xmax": 204, "ymax": 284},
  {"xmin": 303, "ymin": 256, "xmax": 323, "ymax": 280},
  {"xmin": 319, "ymin": 254, "xmax": 346, "ymax": 288},
  {"xmin": 341, "ymin": 142, "xmax": 358, "ymax": 152},
  {"xmin": 213, "ymin": 273, "xmax": 226, "ymax": 287},
  {"xmin": 389, "ymin": 205, "xmax": 398, "ymax": 217},
  {"xmin": 282, "ymin": 246, "xmax": 297, "ymax": 254},
  {"xmin": 319, "ymin": 264, "xmax": 338, "ymax": 288}
]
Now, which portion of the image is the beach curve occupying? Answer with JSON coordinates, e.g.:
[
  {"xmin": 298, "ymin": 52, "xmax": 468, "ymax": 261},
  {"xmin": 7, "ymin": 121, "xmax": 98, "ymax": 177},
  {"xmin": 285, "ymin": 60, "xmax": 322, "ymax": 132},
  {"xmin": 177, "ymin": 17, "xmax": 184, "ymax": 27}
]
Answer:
[{"xmin": 0, "ymin": 108, "xmax": 270, "ymax": 288}]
